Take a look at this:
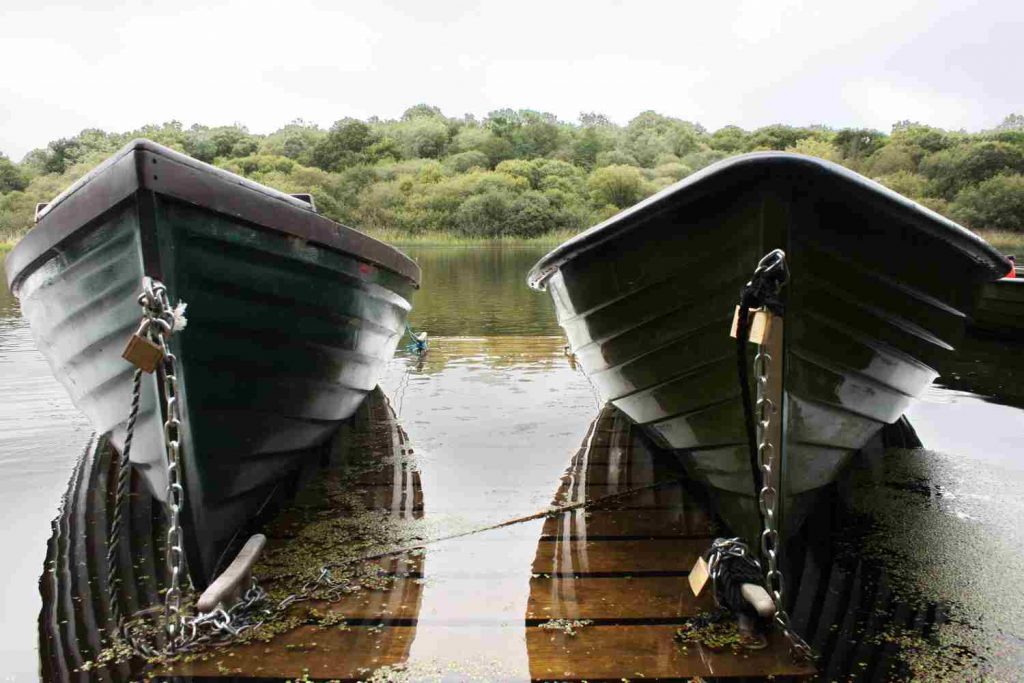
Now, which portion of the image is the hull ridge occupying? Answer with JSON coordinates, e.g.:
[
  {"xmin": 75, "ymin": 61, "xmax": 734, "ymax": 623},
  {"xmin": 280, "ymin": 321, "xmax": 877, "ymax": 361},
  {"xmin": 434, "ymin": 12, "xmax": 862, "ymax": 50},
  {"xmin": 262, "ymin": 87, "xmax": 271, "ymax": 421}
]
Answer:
[
  {"xmin": 529, "ymin": 153, "xmax": 1008, "ymax": 544},
  {"xmin": 6, "ymin": 140, "xmax": 420, "ymax": 585}
]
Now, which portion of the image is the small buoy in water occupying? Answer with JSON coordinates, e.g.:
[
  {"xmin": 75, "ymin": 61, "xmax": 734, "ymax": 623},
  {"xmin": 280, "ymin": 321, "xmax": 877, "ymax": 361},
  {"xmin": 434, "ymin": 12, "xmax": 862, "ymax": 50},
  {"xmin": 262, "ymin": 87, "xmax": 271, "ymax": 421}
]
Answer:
[{"xmin": 405, "ymin": 325, "xmax": 429, "ymax": 354}]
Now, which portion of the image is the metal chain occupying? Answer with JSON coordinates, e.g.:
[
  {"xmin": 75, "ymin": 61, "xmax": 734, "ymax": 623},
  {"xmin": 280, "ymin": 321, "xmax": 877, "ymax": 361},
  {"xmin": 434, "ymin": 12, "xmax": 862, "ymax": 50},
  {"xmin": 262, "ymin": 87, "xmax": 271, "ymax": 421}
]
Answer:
[
  {"xmin": 154, "ymin": 328, "xmax": 187, "ymax": 641},
  {"xmin": 112, "ymin": 277, "xmax": 322, "ymax": 656},
  {"xmin": 753, "ymin": 338, "xmax": 814, "ymax": 661},
  {"xmin": 110, "ymin": 277, "xmax": 193, "ymax": 653},
  {"xmin": 124, "ymin": 579, "xmax": 273, "ymax": 657},
  {"xmin": 124, "ymin": 564, "xmax": 347, "ymax": 656},
  {"xmin": 138, "ymin": 277, "xmax": 191, "ymax": 644}
]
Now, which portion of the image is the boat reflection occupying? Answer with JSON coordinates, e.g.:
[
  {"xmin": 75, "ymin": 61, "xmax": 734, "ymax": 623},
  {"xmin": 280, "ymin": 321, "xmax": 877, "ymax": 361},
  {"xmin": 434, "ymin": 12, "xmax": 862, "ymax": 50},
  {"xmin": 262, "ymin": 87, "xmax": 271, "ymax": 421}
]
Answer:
[
  {"xmin": 525, "ymin": 405, "xmax": 813, "ymax": 680},
  {"xmin": 39, "ymin": 389, "xmax": 430, "ymax": 681},
  {"xmin": 936, "ymin": 332, "xmax": 1024, "ymax": 410}
]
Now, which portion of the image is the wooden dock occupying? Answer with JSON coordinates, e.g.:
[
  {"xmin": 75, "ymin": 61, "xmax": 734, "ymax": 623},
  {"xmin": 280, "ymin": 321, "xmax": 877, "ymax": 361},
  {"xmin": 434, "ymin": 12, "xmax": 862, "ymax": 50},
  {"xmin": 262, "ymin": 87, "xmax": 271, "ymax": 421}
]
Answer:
[
  {"xmin": 41, "ymin": 391, "xmax": 816, "ymax": 680},
  {"xmin": 164, "ymin": 401, "xmax": 813, "ymax": 680}
]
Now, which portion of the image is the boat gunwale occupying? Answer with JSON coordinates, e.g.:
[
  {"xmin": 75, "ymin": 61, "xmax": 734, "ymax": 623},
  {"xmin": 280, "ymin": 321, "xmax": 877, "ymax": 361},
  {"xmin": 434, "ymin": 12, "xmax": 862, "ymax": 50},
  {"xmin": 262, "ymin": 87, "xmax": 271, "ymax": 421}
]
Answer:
[
  {"xmin": 526, "ymin": 152, "xmax": 1010, "ymax": 289},
  {"xmin": 4, "ymin": 138, "xmax": 422, "ymax": 294}
]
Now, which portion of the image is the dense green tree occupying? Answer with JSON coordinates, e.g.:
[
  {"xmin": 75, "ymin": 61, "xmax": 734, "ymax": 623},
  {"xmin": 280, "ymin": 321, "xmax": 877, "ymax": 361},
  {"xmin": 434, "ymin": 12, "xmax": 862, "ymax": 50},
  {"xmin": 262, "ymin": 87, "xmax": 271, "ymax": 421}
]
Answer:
[
  {"xmin": 874, "ymin": 171, "xmax": 928, "ymax": 198},
  {"xmin": 0, "ymin": 154, "xmax": 27, "ymax": 193},
  {"xmin": 595, "ymin": 149, "xmax": 639, "ymax": 167},
  {"xmin": 4, "ymin": 107, "xmax": 1024, "ymax": 245},
  {"xmin": 129, "ymin": 121, "xmax": 192, "ymax": 151},
  {"xmin": 587, "ymin": 165, "xmax": 651, "ymax": 208},
  {"xmin": 921, "ymin": 141, "xmax": 1024, "ymax": 199},
  {"xmin": 679, "ymin": 150, "xmax": 728, "ymax": 172},
  {"xmin": 444, "ymin": 150, "xmax": 490, "ymax": 173},
  {"xmin": 708, "ymin": 126, "xmax": 749, "ymax": 153},
  {"xmin": 622, "ymin": 111, "xmax": 704, "ymax": 167},
  {"xmin": 832, "ymin": 129, "xmax": 886, "ymax": 161},
  {"xmin": 890, "ymin": 123, "xmax": 957, "ymax": 155},
  {"xmin": 217, "ymin": 154, "xmax": 296, "ymax": 176},
  {"xmin": 514, "ymin": 111, "xmax": 567, "ymax": 159},
  {"xmin": 311, "ymin": 119, "xmax": 377, "ymax": 171},
  {"xmin": 865, "ymin": 144, "xmax": 918, "ymax": 176},
  {"xmin": 787, "ymin": 138, "xmax": 843, "ymax": 163},
  {"xmin": 402, "ymin": 104, "xmax": 445, "ymax": 121},
  {"xmin": 185, "ymin": 125, "xmax": 258, "ymax": 163},
  {"xmin": 450, "ymin": 126, "xmax": 512, "ymax": 166},
  {"xmin": 951, "ymin": 174, "xmax": 1024, "ymax": 232},
  {"xmin": 391, "ymin": 117, "xmax": 450, "ymax": 159},
  {"xmin": 454, "ymin": 190, "xmax": 515, "ymax": 237},
  {"xmin": 571, "ymin": 117, "xmax": 618, "ymax": 169},
  {"xmin": 483, "ymin": 109, "xmax": 566, "ymax": 159},
  {"xmin": 260, "ymin": 121, "xmax": 324, "ymax": 165},
  {"xmin": 746, "ymin": 125, "xmax": 816, "ymax": 151}
]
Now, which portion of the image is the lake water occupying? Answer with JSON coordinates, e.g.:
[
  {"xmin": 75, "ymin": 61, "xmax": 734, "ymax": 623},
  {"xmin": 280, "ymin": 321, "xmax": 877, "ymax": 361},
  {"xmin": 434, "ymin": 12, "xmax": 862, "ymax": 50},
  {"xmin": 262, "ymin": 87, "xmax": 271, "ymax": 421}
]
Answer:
[{"xmin": 2, "ymin": 245, "xmax": 1023, "ymax": 681}]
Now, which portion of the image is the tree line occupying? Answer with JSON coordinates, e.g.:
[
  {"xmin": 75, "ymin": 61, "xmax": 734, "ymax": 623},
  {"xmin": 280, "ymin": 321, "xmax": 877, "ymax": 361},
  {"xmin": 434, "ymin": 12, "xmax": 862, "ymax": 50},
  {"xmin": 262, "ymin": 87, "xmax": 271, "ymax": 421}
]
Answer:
[{"xmin": 2, "ymin": 106, "xmax": 1023, "ymax": 244}]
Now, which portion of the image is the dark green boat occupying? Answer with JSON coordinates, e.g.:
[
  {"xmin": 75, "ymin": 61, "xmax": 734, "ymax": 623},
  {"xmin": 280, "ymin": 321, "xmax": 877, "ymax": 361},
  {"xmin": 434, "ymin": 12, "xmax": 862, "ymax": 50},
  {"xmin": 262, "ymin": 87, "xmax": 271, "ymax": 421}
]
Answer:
[
  {"xmin": 5, "ymin": 140, "xmax": 420, "ymax": 586},
  {"xmin": 970, "ymin": 267, "xmax": 1024, "ymax": 337},
  {"xmin": 528, "ymin": 153, "xmax": 1009, "ymax": 544}
]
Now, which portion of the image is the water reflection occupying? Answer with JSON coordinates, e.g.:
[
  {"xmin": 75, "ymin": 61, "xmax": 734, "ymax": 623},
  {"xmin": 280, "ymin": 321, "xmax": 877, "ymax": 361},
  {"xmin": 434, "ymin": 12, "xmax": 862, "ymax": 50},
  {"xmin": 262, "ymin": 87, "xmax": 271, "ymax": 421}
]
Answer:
[
  {"xmin": 525, "ymin": 406, "xmax": 811, "ymax": 680},
  {"xmin": 402, "ymin": 246, "xmax": 561, "ymax": 337},
  {"xmin": 381, "ymin": 336, "xmax": 596, "ymax": 532},
  {"xmin": 1, "ymin": 261, "xmax": 91, "ymax": 680},
  {"xmin": 935, "ymin": 332, "xmax": 1024, "ymax": 410}
]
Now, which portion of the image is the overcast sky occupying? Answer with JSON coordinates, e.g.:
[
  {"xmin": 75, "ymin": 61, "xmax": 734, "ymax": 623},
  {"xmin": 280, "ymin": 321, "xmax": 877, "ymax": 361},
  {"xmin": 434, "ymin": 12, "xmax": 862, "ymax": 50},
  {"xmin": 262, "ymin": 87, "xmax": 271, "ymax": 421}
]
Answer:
[{"xmin": 1, "ymin": 0, "xmax": 1021, "ymax": 160}]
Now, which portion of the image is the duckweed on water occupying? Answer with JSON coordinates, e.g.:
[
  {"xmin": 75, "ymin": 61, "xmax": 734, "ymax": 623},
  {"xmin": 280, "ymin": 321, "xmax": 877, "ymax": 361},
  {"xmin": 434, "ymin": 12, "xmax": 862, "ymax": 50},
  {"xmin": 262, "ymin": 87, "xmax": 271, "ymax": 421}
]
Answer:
[
  {"xmin": 673, "ymin": 611, "xmax": 749, "ymax": 652},
  {"xmin": 538, "ymin": 618, "xmax": 594, "ymax": 636}
]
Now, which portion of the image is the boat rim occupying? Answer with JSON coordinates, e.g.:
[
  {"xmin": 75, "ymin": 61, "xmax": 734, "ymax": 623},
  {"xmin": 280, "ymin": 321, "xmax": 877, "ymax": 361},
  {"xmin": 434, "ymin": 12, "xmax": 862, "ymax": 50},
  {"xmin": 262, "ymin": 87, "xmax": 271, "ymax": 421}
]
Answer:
[
  {"xmin": 4, "ymin": 138, "xmax": 421, "ymax": 293},
  {"xmin": 526, "ymin": 152, "xmax": 1011, "ymax": 290}
]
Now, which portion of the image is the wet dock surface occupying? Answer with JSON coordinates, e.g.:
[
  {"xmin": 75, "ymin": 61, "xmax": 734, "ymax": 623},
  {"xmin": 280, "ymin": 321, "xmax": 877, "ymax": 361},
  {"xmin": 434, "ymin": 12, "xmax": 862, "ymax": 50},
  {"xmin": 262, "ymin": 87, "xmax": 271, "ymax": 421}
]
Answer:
[{"xmin": 164, "ymin": 394, "xmax": 812, "ymax": 680}]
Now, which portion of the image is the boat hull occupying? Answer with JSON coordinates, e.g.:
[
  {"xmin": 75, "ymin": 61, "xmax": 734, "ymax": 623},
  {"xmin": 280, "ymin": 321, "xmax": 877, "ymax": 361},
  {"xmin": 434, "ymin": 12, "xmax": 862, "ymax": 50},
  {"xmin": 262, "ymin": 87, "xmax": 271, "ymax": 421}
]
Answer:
[
  {"xmin": 8, "ymin": 140, "xmax": 419, "ymax": 585},
  {"xmin": 969, "ymin": 268, "xmax": 1024, "ymax": 337},
  {"xmin": 531, "ymin": 154, "xmax": 1007, "ymax": 544}
]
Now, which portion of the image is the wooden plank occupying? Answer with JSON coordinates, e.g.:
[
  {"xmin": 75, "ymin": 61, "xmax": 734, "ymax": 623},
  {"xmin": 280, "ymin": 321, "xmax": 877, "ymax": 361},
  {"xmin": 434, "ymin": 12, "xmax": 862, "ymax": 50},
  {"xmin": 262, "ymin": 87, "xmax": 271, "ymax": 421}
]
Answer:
[
  {"xmin": 532, "ymin": 539, "xmax": 706, "ymax": 574},
  {"xmin": 169, "ymin": 622, "xmax": 816, "ymax": 680},
  {"xmin": 341, "ymin": 465, "xmax": 420, "ymax": 487},
  {"xmin": 552, "ymin": 482, "xmax": 692, "ymax": 508},
  {"xmin": 542, "ymin": 507, "xmax": 715, "ymax": 539},
  {"xmin": 298, "ymin": 576, "xmax": 712, "ymax": 624},
  {"xmin": 258, "ymin": 553, "xmax": 425, "ymax": 586},
  {"xmin": 168, "ymin": 624, "xmax": 415, "ymax": 678},
  {"xmin": 526, "ymin": 624, "xmax": 816, "ymax": 679},
  {"xmin": 296, "ymin": 577, "xmax": 426, "ymax": 621},
  {"xmin": 526, "ymin": 576, "xmax": 714, "ymax": 620},
  {"xmin": 558, "ymin": 452, "xmax": 665, "ymax": 485}
]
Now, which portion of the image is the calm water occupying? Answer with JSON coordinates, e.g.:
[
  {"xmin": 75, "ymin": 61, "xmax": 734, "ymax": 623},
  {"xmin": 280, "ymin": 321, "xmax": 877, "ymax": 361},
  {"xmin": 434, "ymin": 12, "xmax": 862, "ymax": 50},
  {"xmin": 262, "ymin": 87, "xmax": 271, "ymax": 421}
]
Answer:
[{"xmin": 2, "ymin": 245, "xmax": 1024, "ymax": 680}]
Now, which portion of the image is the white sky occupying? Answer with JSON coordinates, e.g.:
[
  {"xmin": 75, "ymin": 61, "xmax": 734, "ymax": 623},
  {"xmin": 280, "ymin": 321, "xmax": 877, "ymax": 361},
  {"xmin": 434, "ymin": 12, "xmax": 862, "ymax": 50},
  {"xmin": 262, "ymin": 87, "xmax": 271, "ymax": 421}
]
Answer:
[{"xmin": 1, "ymin": 0, "xmax": 1021, "ymax": 160}]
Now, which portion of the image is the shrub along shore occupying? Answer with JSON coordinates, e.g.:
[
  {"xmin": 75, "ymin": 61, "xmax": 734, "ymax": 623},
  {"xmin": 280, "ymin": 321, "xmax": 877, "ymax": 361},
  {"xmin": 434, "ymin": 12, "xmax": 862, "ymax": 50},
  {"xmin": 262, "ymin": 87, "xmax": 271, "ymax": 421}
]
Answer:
[{"xmin": 2, "ymin": 106, "xmax": 1022, "ymax": 255}]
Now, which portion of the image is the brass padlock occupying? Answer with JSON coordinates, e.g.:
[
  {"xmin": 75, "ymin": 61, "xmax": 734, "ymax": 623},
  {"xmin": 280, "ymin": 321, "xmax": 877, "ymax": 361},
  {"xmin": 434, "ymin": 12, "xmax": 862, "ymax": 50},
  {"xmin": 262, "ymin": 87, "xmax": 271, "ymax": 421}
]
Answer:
[
  {"xmin": 122, "ymin": 325, "xmax": 164, "ymax": 373},
  {"xmin": 729, "ymin": 305, "xmax": 773, "ymax": 345}
]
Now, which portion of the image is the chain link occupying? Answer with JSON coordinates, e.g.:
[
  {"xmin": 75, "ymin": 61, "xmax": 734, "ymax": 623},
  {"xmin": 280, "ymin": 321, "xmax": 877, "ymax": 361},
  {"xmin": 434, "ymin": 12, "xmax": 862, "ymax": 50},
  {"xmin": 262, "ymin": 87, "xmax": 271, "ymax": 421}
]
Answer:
[
  {"xmin": 140, "ymin": 278, "xmax": 191, "ymax": 643},
  {"xmin": 753, "ymin": 333, "xmax": 814, "ymax": 662},
  {"xmin": 109, "ymin": 277, "xmax": 196, "ymax": 653}
]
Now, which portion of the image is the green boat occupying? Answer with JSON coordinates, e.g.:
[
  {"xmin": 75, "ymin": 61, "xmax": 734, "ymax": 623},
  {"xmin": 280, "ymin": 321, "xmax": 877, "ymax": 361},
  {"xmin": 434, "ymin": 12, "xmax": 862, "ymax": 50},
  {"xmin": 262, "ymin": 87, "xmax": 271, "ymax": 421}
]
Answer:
[
  {"xmin": 5, "ymin": 139, "xmax": 420, "ymax": 586},
  {"xmin": 528, "ymin": 153, "xmax": 1009, "ymax": 544},
  {"xmin": 970, "ymin": 267, "xmax": 1024, "ymax": 337}
]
